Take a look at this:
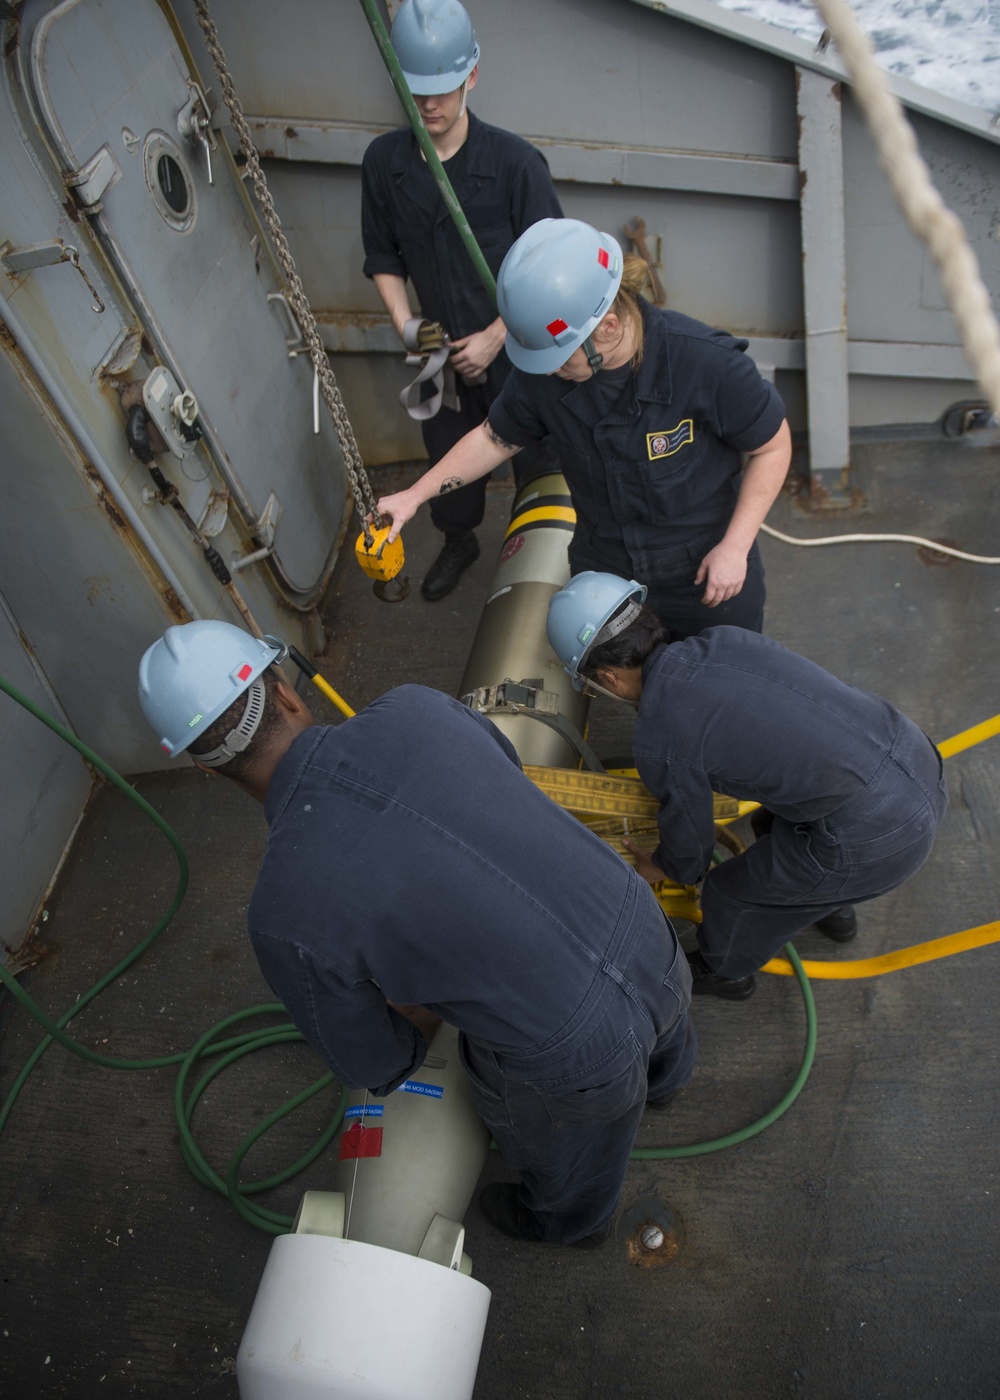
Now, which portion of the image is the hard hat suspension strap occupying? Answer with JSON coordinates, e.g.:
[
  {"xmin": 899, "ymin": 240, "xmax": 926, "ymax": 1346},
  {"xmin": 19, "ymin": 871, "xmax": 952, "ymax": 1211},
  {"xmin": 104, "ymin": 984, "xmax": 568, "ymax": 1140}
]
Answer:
[
  {"xmin": 592, "ymin": 598, "xmax": 643, "ymax": 649},
  {"xmin": 582, "ymin": 335, "xmax": 604, "ymax": 374},
  {"xmin": 194, "ymin": 677, "xmax": 266, "ymax": 768}
]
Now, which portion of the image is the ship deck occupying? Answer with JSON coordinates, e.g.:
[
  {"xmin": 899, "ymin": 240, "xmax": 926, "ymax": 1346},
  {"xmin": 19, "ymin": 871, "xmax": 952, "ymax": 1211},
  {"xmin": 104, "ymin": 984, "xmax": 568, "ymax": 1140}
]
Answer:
[{"xmin": 2, "ymin": 435, "xmax": 999, "ymax": 1400}]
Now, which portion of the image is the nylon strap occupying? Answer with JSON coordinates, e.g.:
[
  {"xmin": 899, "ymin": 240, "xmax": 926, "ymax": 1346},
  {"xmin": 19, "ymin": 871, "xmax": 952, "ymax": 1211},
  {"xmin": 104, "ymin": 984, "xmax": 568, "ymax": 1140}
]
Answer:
[
  {"xmin": 521, "ymin": 766, "xmax": 741, "ymax": 823},
  {"xmin": 399, "ymin": 318, "xmax": 459, "ymax": 421}
]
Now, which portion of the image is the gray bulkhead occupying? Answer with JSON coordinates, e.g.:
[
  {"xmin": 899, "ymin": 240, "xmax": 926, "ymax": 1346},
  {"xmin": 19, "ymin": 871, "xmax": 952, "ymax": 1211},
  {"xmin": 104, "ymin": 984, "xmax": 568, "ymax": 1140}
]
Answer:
[
  {"xmin": 0, "ymin": 0, "xmax": 998, "ymax": 955},
  {"xmin": 0, "ymin": 0, "xmax": 352, "ymax": 951},
  {"xmin": 173, "ymin": 0, "xmax": 1000, "ymax": 468}
]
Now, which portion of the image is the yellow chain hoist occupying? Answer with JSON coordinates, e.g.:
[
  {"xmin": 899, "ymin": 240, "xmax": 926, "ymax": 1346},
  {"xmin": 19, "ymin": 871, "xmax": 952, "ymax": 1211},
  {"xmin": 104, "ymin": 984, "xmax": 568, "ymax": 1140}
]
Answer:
[
  {"xmin": 353, "ymin": 327, "xmax": 459, "ymax": 601},
  {"xmin": 355, "ymin": 524, "xmax": 409, "ymax": 603}
]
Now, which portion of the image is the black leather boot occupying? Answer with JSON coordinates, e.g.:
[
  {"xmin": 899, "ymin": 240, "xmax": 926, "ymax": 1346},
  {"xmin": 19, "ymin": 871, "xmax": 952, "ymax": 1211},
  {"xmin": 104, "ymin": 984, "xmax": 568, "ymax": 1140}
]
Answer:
[
  {"xmin": 421, "ymin": 531, "xmax": 480, "ymax": 601},
  {"xmin": 686, "ymin": 949, "xmax": 756, "ymax": 1000},
  {"xmin": 479, "ymin": 1183, "xmax": 611, "ymax": 1248},
  {"xmin": 814, "ymin": 905, "xmax": 858, "ymax": 943}
]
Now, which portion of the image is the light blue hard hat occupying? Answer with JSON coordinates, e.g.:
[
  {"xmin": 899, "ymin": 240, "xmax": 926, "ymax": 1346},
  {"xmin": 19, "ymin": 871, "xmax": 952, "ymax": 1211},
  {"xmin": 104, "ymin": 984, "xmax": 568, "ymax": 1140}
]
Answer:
[
  {"xmin": 497, "ymin": 219, "xmax": 625, "ymax": 374},
  {"xmin": 391, "ymin": 0, "xmax": 480, "ymax": 96},
  {"xmin": 546, "ymin": 572, "xmax": 647, "ymax": 690},
  {"xmin": 138, "ymin": 621, "xmax": 285, "ymax": 761}
]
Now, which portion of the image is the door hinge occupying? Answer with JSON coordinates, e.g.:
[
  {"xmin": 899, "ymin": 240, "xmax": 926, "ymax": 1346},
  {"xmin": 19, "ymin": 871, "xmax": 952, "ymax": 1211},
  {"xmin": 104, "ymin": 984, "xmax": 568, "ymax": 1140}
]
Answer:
[{"xmin": 65, "ymin": 144, "xmax": 120, "ymax": 212}]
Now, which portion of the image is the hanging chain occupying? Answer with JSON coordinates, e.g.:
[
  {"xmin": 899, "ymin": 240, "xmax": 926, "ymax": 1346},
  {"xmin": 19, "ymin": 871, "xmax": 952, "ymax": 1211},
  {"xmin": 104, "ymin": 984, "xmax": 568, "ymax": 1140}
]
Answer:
[
  {"xmin": 192, "ymin": 0, "xmax": 380, "ymax": 542},
  {"xmin": 62, "ymin": 246, "xmax": 105, "ymax": 313}
]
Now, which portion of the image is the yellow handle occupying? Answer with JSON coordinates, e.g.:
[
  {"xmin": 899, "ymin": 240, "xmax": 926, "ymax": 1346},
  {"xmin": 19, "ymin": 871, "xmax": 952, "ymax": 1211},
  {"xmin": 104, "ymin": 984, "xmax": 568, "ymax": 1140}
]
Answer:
[
  {"xmin": 309, "ymin": 671, "xmax": 355, "ymax": 720},
  {"xmin": 287, "ymin": 647, "xmax": 356, "ymax": 719}
]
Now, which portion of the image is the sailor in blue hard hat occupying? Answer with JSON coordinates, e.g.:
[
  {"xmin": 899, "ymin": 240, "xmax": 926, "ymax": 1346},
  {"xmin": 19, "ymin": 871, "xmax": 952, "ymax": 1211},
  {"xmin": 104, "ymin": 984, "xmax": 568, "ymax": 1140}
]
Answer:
[
  {"xmin": 361, "ymin": 0, "xmax": 563, "ymax": 603},
  {"xmin": 391, "ymin": 0, "xmax": 480, "ymax": 97},
  {"xmin": 377, "ymin": 216, "xmax": 792, "ymax": 642},
  {"xmin": 138, "ymin": 621, "xmax": 287, "ymax": 767},
  {"xmin": 545, "ymin": 569, "xmax": 648, "ymax": 695},
  {"xmin": 137, "ymin": 619, "xmax": 696, "ymax": 1247},
  {"xmin": 545, "ymin": 574, "xmax": 948, "ymax": 1000}
]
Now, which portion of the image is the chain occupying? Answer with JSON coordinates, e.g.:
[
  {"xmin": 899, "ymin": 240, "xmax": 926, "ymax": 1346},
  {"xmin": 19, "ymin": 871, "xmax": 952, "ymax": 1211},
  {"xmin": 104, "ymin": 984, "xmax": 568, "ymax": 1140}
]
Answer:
[
  {"xmin": 192, "ymin": 0, "xmax": 380, "ymax": 542},
  {"xmin": 62, "ymin": 245, "xmax": 105, "ymax": 313}
]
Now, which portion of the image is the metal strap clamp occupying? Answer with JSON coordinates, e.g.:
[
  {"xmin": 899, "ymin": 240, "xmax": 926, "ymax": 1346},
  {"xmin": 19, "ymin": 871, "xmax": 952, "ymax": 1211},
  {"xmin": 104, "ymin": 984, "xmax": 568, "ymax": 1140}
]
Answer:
[{"xmin": 462, "ymin": 679, "xmax": 605, "ymax": 774}]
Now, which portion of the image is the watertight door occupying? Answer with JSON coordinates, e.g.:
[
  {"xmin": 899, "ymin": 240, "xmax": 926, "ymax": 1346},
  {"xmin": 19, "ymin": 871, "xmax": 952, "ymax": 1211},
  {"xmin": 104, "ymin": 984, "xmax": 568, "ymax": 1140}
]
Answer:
[{"xmin": 28, "ymin": 0, "xmax": 345, "ymax": 598}]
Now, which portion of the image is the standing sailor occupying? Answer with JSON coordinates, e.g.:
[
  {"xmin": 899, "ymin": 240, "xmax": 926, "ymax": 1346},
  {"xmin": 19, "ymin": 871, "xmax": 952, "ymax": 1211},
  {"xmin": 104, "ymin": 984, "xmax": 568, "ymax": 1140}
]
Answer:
[
  {"xmin": 546, "ymin": 573, "xmax": 948, "ymax": 998},
  {"xmin": 362, "ymin": 0, "xmax": 563, "ymax": 600},
  {"xmin": 376, "ymin": 217, "xmax": 792, "ymax": 639}
]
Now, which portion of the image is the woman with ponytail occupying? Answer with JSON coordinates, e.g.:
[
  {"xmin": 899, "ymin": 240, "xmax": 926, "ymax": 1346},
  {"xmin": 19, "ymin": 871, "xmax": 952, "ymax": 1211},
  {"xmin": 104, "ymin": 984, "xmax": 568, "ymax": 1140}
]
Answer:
[{"xmin": 377, "ymin": 218, "xmax": 791, "ymax": 639}]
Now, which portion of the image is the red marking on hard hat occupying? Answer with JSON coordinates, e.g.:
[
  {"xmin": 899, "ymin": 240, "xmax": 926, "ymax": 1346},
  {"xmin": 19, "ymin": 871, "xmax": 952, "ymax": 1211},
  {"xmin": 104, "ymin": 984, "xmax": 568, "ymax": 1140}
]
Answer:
[
  {"xmin": 597, "ymin": 248, "xmax": 610, "ymax": 269},
  {"xmin": 160, "ymin": 740, "xmax": 172, "ymax": 753},
  {"xmin": 338, "ymin": 1123, "xmax": 383, "ymax": 1160},
  {"xmin": 237, "ymin": 663, "xmax": 253, "ymax": 681},
  {"xmin": 546, "ymin": 318, "xmax": 568, "ymax": 337}
]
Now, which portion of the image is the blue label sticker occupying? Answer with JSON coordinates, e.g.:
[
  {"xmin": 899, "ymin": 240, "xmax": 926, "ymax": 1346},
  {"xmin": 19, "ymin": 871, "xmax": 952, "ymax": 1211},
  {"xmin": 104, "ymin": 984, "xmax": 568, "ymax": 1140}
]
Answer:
[
  {"xmin": 395, "ymin": 1081, "xmax": 444, "ymax": 1099},
  {"xmin": 345, "ymin": 1104, "xmax": 384, "ymax": 1119}
]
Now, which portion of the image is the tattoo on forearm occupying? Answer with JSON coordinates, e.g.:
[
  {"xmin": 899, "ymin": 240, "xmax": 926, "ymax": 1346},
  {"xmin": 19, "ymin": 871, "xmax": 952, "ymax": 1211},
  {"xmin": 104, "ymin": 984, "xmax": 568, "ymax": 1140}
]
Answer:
[
  {"xmin": 484, "ymin": 421, "xmax": 518, "ymax": 453},
  {"xmin": 438, "ymin": 476, "xmax": 464, "ymax": 495}
]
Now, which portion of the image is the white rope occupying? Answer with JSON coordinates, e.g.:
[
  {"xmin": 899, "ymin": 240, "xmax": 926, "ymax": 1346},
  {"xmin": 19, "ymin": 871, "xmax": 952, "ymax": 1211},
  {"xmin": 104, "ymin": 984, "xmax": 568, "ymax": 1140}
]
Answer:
[
  {"xmin": 813, "ymin": 0, "xmax": 1000, "ymax": 417},
  {"xmin": 761, "ymin": 522, "xmax": 1000, "ymax": 564}
]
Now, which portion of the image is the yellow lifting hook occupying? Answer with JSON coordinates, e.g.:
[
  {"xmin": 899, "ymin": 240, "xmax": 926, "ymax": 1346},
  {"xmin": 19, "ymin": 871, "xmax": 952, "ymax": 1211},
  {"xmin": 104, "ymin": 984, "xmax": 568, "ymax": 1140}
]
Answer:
[{"xmin": 355, "ymin": 523, "xmax": 409, "ymax": 602}]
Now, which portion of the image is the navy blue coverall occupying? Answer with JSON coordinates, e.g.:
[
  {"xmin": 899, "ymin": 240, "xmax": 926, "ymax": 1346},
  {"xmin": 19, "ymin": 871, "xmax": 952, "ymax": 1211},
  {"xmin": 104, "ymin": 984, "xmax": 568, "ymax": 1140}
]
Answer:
[
  {"xmin": 632, "ymin": 629, "xmax": 948, "ymax": 979},
  {"xmin": 248, "ymin": 685, "xmax": 694, "ymax": 1243},
  {"xmin": 488, "ymin": 299, "xmax": 787, "ymax": 639},
  {"xmin": 362, "ymin": 113, "xmax": 563, "ymax": 533}
]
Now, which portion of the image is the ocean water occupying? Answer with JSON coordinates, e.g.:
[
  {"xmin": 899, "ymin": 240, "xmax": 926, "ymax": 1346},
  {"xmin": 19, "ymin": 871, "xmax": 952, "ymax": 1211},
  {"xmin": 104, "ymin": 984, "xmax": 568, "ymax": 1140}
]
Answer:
[{"xmin": 709, "ymin": 0, "xmax": 1000, "ymax": 112}]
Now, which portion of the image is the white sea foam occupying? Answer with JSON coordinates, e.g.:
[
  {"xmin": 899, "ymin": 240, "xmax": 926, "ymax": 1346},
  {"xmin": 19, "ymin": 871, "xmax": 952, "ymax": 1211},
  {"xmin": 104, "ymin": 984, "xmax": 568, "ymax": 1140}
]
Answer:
[{"xmin": 707, "ymin": 0, "xmax": 999, "ymax": 112}]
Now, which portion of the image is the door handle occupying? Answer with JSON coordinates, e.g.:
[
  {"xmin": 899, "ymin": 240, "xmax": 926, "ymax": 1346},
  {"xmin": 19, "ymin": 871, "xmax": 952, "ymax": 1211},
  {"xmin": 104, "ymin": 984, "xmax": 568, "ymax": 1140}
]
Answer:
[
  {"xmin": 177, "ymin": 82, "xmax": 217, "ymax": 187},
  {"xmin": 268, "ymin": 292, "xmax": 320, "ymax": 433},
  {"xmin": 267, "ymin": 291, "xmax": 306, "ymax": 354}
]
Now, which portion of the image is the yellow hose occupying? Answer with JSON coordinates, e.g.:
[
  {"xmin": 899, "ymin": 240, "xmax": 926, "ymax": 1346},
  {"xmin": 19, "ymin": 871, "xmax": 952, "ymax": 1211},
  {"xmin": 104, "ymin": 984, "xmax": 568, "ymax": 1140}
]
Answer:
[
  {"xmin": 763, "ymin": 918, "xmax": 1000, "ymax": 979},
  {"xmin": 937, "ymin": 712, "xmax": 1000, "ymax": 759},
  {"xmin": 758, "ymin": 712, "xmax": 1000, "ymax": 979}
]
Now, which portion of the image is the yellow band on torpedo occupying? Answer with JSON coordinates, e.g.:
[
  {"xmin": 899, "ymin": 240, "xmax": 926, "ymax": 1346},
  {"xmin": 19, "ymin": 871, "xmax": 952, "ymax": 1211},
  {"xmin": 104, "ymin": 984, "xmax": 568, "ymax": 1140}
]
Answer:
[{"xmin": 503, "ymin": 505, "xmax": 576, "ymax": 540}]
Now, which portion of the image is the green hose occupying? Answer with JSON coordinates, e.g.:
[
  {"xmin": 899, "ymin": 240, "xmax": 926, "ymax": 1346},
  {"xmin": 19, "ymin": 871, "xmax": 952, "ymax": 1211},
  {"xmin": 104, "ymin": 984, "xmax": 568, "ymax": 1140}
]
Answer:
[
  {"xmin": 0, "ymin": 673, "xmax": 346, "ymax": 1227},
  {"xmin": 357, "ymin": 0, "xmax": 498, "ymax": 305},
  {"xmin": 0, "ymin": 674, "xmax": 816, "ymax": 1229},
  {"xmin": 630, "ymin": 944, "xmax": 817, "ymax": 1159}
]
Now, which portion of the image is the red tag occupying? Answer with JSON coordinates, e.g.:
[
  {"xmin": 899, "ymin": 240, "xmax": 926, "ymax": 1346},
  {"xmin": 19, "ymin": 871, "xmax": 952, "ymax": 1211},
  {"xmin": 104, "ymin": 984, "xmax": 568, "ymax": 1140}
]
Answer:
[
  {"xmin": 546, "ymin": 318, "xmax": 568, "ymax": 337},
  {"xmin": 338, "ymin": 1123, "xmax": 383, "ymax": 1160},
  {"xmin": 597, "ymin": 248, "xmax": 610, "ymax": 269},
  {"xmin": 236, "ymin": 663, "xmax": 253, "ymax": 681}
]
